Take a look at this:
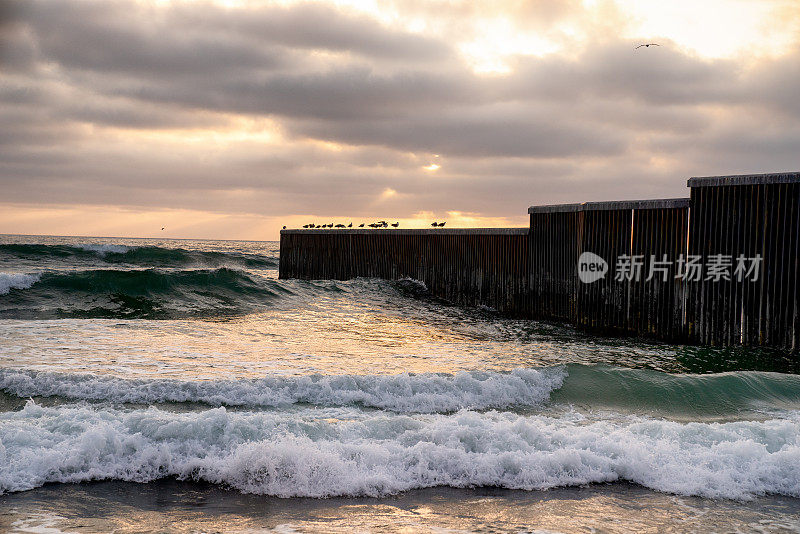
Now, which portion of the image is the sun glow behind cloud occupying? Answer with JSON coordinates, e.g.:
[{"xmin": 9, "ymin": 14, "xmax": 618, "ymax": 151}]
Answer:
[
  {"xmin": 4, "ymin": 0, "xmax": 800, "ymax": 240},
  {"xmin": 137, "ymin": 0, "xmax": 798, "ymax": 66},
  {"xmin": 129, "ymin": 0, "xmax": 800, "ymax": 79},
  {"xmin": 615, "ymin": 0, "xmax": 799, "ymax": 59}
]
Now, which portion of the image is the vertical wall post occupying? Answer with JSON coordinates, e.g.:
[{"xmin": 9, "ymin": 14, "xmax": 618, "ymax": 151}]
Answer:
[{"xmin": 687, "ymin": 172, "xmax": 800, "ymax": 350}]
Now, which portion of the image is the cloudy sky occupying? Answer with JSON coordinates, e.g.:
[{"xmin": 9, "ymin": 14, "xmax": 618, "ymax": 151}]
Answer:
[{"xmin": 1, "ymin": 0, "xmax": 799, "ymax": 239}]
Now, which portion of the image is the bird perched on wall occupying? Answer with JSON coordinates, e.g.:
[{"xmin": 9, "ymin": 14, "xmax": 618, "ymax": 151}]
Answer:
[
  {"xmin": 348, "ymin": 223, "xmax": 352, "ymax": 228},
  {"xmin": 282, "ymin": 226, "xmax": 286, "ymax": 229},
  {"xmin": 635, "ymin": 43, "xmax": 660, "ymax": 49},
  {"xmin": 391, "ymin": 222, "xmax": 399, "ymax": 227},
  {"xmin": 438, "ymin": 222, "xmax": 446, "ymax": 227},
  {"xmin": 335, "ymin": 224, "xmax": 345, "ymax": 228},
  {"xmin": 327, "ymin": 223, "xmax": 334, "ymax": 228},
  {"xmin": 431, "ymin": 222, "xmax": 438, "ymax": 227},
  {"xmin": 358, "ymin": 223, "xmax": 365, "ymax": 228}
]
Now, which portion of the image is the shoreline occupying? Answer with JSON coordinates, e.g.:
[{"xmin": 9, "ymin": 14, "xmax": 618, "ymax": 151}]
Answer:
[{"xmin": 2, "ymin": 479, "xmax": 799, "ymax": 533}]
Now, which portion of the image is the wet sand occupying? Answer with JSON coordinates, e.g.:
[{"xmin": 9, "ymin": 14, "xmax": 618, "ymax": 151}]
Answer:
[{"xmin": 2, "ymin": 480, "xmax": 799, "ymax": 533}]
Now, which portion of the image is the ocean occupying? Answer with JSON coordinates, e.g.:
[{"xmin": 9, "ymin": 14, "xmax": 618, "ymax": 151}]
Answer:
[{"xmin": 0, "ymin": 234, "xmax": 799, "ymax": 533}]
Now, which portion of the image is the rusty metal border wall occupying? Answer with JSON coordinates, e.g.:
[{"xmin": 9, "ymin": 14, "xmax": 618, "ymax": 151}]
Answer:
[
  {"xmin": 279, "ymin": 172, "xmax": 799, "ymax": 350},
  {"xmin": 279, "ymin": 229, "xmax": 530, "ymax": 316},
  {"xmin": 687, "ymin": 173, "xmax": 800, "ymax": 351},
  {"xmin": 528, "ymin": 199, "xmax": 689, "ymax": 339}
]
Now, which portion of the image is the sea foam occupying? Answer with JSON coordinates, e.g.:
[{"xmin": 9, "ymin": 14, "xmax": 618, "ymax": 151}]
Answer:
[
  {"xmin": 1, "ymin": 401, "xmax": 799, "ymax": 499},
  {"xmin": 0, "ymin": 273, "xmax": 41, "ymax": 295},
  {"xmin": 0, "ymin": 368, "xmax": 565, "ymax": 413}
]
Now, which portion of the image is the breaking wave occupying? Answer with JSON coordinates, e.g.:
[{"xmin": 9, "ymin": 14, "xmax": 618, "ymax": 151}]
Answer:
[
  {"xmin": 0, "ymin": 243, "xmax": 277, "ymax": 269},
  {"xmin": 0, "ymin": 273, "xmax": 41, "ymax": 295},
  {"xmin": 0, "ymin": 268, "xmax": 287, "ymax": 319},
  {"xmin": 3, "ymin": 365, "xmax": 800, "ymax": 418},
  {"xmin": 0, "ymin": 368, "xmax": 566, "ymax": 413},
  {"xmin": 1, "ymin": 401, "xmax": 799, "ymax": 499}
]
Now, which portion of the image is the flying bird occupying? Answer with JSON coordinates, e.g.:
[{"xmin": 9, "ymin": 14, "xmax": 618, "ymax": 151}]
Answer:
[
  {"xmin": 635, "ymin": 43, "xmax": 660, "ymax": 49},
  {"xmin": 161, "ymin": 227, "xmax": 165, "ymax": 231}
]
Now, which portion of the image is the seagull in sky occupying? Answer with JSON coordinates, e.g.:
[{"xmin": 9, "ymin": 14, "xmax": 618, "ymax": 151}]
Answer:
[{"xmin": 635, "ymin": 43, "xmax": 660, "ymax": 49}]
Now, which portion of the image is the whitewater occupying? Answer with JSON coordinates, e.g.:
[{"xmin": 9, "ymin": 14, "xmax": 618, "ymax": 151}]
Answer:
[{"xmin": 1, "ymin": 234, "xmax": 799, "ymax": 532}]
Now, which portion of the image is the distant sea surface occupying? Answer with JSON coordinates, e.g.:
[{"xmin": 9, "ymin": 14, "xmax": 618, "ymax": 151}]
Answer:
[{"xmin": 1, "ymin": 234, "xmax": 799, "ymax": 533}]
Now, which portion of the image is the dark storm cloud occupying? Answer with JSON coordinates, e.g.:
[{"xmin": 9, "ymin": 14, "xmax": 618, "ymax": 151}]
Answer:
[
  {"xmin": 204, "ymin": 2, "xmax": 452, "ymax": 61},
  {"xmin": 17, "ymin": 0, "xmax": 449, "ymax": 77},
  {"xmin": 0, "ymin": 0, "xmax": 35, "ymax": 71},
  {"xmin": 1, "ymin": 0, "xmax": 799, "ymax": 225},
  {"xmin": 0, "ymin": 0, "xmax": 742, "ymax": 129},
  {"xmin": 120, "ymin": 66, "xmax": 480, "ymax": 120},
  {"xmin": 290, "ymin": 107, "xmax": 626, "ymax": 157},
  {"xmin": 649, "ymin": 121, "xmax": 800, "ymax": 176},
  {"xmin": 742, "ymin": 49, "xmax": 800, "ymax": 119},
  {"xmin": 22, "ymin": 0, "xmax": 288, "ymax": 78}
]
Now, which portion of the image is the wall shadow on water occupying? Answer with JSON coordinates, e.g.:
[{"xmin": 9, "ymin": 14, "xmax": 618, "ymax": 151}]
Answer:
[{"xmin": 674, "ymin": 345, "xmax": 800, "ymax": 374}]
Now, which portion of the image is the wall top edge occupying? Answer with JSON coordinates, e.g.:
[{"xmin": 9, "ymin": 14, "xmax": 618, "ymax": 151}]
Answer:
[
  {"xmin": 280, "ymin": 228, "xmax": 529, "ymax": 235},
  {"xmin": 527, "ymin": 203, "xmax": 584, "ymax": 213},
  {"xmin": 528, "ymin": 198, "xmax": 689, "ymax": 213},
  {"xmin": 688, "ymin": 172, "xmax": 800, "ymax": 187}
]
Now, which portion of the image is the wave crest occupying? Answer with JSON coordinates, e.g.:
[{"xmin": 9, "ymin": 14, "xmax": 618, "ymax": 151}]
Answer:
[
  {"xmin": 0, "ymin": 368, "xmax": 566, "ymax": 413},
  {"xmin": 1, "ymin": 401, "xmax": 799, "ymax": 499},
  {"xmin": 0, "ymin": 268, "xmax": 284, "ymax": 319},
  {"xmin": 0, "ymin": 243, "xmax": 277, "ymax": 269},
  {"xmin": 0, "ymin": 273, "xmax": 41, "ymax": 295}
]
